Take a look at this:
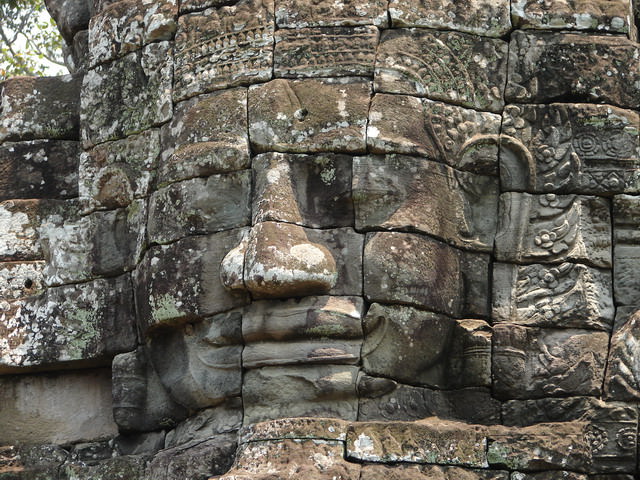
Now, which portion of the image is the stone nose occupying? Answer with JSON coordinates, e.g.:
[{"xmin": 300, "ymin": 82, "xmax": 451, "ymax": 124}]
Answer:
[{"xmin": 220, "ymin": 221, "xmax": 337, "ymax": 298}]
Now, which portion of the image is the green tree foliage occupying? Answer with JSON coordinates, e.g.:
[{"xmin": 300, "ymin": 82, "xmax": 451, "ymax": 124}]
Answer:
[{"xmin": 0, "ymin": 0, "xmax": 66, "ymax": 80}]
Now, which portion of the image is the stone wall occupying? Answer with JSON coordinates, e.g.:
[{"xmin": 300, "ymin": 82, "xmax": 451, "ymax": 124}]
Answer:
[{"xmin": 0, "ymin": 0, "xmax": 640, "ymax": 479}]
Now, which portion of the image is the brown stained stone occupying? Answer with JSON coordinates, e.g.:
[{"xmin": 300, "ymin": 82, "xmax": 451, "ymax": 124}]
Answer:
[
  {"xmin": 0, "ymin": 275, "xmax": 136, "ymax": 373},
  {"xmin": 79, "ymin": 129, "xmax": 160, "ymax": 211},
  {"xmin": 134, "ymin": 228, "xmax": 249, "ymax": 333},
  {"xmin": 148, "ymin": 171, "xmax": 251, "ymax": 245},
  {"xmin": 367, "ymin": 95, "xmax": 501, "ymax": 175},
  {"xmin": 506, "ymin": 31, "xmax": 640, "ymax": 108},
  {"xmin": 239, "ymin": 417, "xmax": 350, "ymax": 443},
  {"xmin": 375, "ymin": 29, "xmax": 508, "ymax": 113},
  {"xmin": 361, "ymin": 464, "xmax": 509, "ymax": 480},
  {"xmin": 80, "ymin": 41, "xmax": 173, "ymax": 147},
  {"xmin": 88, "ymin": 0, "xmax": 178, "ymax": 66},
  {"xmin": 275, "ymin": 0, "xmax": 387, "ymax": 28},
  {"xmin": 173, "ymin": 0, "xmax": 274, "ymax": 101},
  {"xmin": 249, "ymin": 78, "xmax": 370, "ymax": 154},
  {"xmin": 216, "ymin": 438, "xmax": 361, "ymax": 480},
  {"xmin": 0, "ymin": 75, "xmax": 81, "ymax": 143},
  {"xmin": 274, "ymin": 26, "xmax": 378, "ymax": 78},
  {"xmin": 353, "ymin": 155, "xmax": 498, "ymax": 252},
  {"xmin": 492, "ymin": 324, "xmax": 609, "ymax": 399},
  {"xmin": 346, "ymin": 418, "xmax": 488, "ymax": 467},
  {"xmin": 495, "ymin": 192, "xmax": 612, "ymax": 268},
  {"xmin": 605, "ymin": 307, "xmax": 640, "ymax": 401},
  {"xmin": 500, "ymin": 104, "xmax": 640, "ymax": 194},
  {"xmin": 362, "ymin": 304, "xmax": 491, "ymax": 389},
  {"xmin": 0, "ymin": 141, "xmax": 79, "ymax": 201},
  {"xmin": 252, "ymin": 153, "xmax": 354, "ymax": 228},
  {"xmin": 389, "ymin": 0, "xmax": 511, "ymax": 37},
  {"xmin": 242, "ymin": 365, "xmax": 359, "ymax": 423},
  {"xmin": 492, "ymin": 262, "xmax": 614, "ymax": 331},
  {"xmin": 511, "ymin": 0, "xmax": 633, "ymax": 34},
  {"xmin": 160, "ymin": 88, "xmax": 249, "ymax": 185},
  {"xmin": 613, "ymin": 195, "xmax": 640, "ymax": 306},
  {"xmin": 0, "ymin": 262, "xmax": 45, "ymax": 300},
  {"xmin": 364, "ymin": 232, "xmax": 490, "ymax": 318}
]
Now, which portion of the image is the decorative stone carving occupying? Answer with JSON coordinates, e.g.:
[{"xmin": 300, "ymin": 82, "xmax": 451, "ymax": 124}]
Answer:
[
  {"xmin": 605, "ymin": 308, "xmax": 640, "ymax": 401},
  {"xmin": 613, "ymin": 195, "xmax": 640, "ymax": 306},
  {"xmin": 275, "ymin": 0, "xmax": 387, "ymax": 27}
]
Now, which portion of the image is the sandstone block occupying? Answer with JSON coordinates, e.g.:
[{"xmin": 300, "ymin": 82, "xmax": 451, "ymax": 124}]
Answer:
[
  {"xmin": 0, "ymin": 261, "xmax": 45, "ymax": 300},
  {"xmin": 364, "ymin": 232, "xmax": 490, "ymax": 318},
  {"xmin": 366, "ymin": 95, "xmax": 502, "ymax": 175},
  {"xmin": 44, "ymin": 0, "xmax": 91, "ymax": 44},
  {"xmin": 80, "ymin": 41, "xmax": 173, "ymax": 147},
  {"xmin": 253, "ymin": 152, "xmax": 354, "ymax": 228},
  {"xmin": 165, "ymin": 402, "xmax": 242, "ymax": 448},
  {"xmin": 346, "ymin": 418, "xmax": 488, "ymax": 467},
  {"xmin": 0, "ymin": 141, "xmax": 79, "ymax": 201},
  {"xmin": 62, "ymin": 455, "xmax": 148, "ymax": 480},
  {"xmin": 249, "ymin": 77, "xmax": 370, "ymax": 154},
  {"xmin": 239, "ymin": 417, "xmax": 350, "ymax": 443},
  {"xmin": 160, "ymin": 88, "xmax": 249, "ymax": 185},
  {"xmin": 506, "ymin": 31, "xmax": 640, "ymax": 108},
  {"xmin": 0, "ymin": 369, "xmax": 117, "ymax": 445},
  {"xmin": 389, "ymin": 0, "xmax": 511, "ymax": 36},
  {"xmin": 274, "ymin": 26, "xmax": 378, "ymax": 78},
  {"xmin": 605, "ymin": 308, "xmax": 640, "ymax": 401},
  {"xmin": 79, "ymin": 129, "xmax": 160, "ymax": 211},
  {"xmin": 361, "ymin": 465, "xmax": 508, "ymax": 480},
  {"xmin": 353, "ymin": 155, "xmax": 498, "ymax": 252},
  {"xmin": 0, "ymin": 275, "xmax": 136, "ymax": 372},
  {"xmin": 147, "ymin": 312, "xmax": 242, "ymax": 410},
  {"xmin": 135, "ymin": 229, "xmax": 249, "ymax": 332},
  {"xmin": 495, "ymin": 192, "xmax": 611, "ymax": 268},
  {"xmin": 511, "ymin": 0, "xmax": 633, "ymax": 34},
  {"xmin": 173, "ymin": 0, "xmax": 274, "ymax": 101},
  {"xmin": 243, "ymin": 365, "xmax": 359, "ymax": 424},
  {"xmin": 492, "ymin": 262, "xmax": 614, "ymax": 330},
  {"xmin": 88, "ymin": 0, "xmax": 177, "ymax": 66},
  {"xmin": 275, "ymin": 0, "xmax": 387, "ymax": 27},
  {"xmin": 500, "ymin": 104, "xmax": 640, "ymax": 194},
  {"xmin": 613, "ymin": 195, "xmax": 640, "ymax": 306},
  {"xmin": 375, "ymin": 29, "xmax": 508, "ymax": 113},
  {"xmin": 492, "ymin": 324, "xmax": 609, "ymax": 399},
  {"xmin": 148, "ymin": 171, "xmax": 251, "ymax": 245},
  {"xmin": 510, "ymin": 473, "xmax": 587, "ymax": 480},
  {"xmin": 0, "ymin": 75, "xmax": 81, "ymax": 143}
]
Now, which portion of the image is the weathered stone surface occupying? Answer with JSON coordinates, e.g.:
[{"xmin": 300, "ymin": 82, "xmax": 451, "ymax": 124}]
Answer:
[
  {"xmin": 79, "ymin": 129, "xmax": 160, "ymax": 211},
  {"xmin": 487, "ymin": 422, "xmax": 592, "ymax": 472},
  {"xmin": 173, "ymin": 0, "xmax": 274, "ymax": 101},
  {"xmin": 354, "ymin": 155, "xmax": 498, "ymax": 251},
  {"xmin": 492, "ymin": 262, "xmax": 614, "ymax": 330},
  {"xmin": 45, "ymin": 0, "xmax": 91, "ymax": 44},
  {"xmin": 362, "ymin": 304, "xmax": 491, "ymax": 389},
  {"xmin": 243, "ymin": 365, "xmax": 359, "ymax": 424},
  {"xmin": 503, "ymin": 396, "xmax": 638, "ymax": 473},
  {"xmin": 500, "ymin": 104, "xmax": 640, "ymax": 193},
  {"xmin": 147, "ymin": 312, "xmax": 242, "ymax": 410},
  {"xmin": 510, "ymin": 472, "xmax": 587, "ymax": 480},
  {"xmin": 361, "ymin": 464, "xmax": 508, "ymax": 480},
  {"xmin": 495, "ymin": 193, "xmax": 611, "ymax": 268},
  {"xmin": 239, "ymin": 416, "xmax": 350, "ymax": 443},
  {"xmin": 274, "ymin": 26, "xmax": 378, "ymax": 78},
  {"xmin": 160, "ymin": 88, "xmax": 249, "ymax": 185},
  {"xmin": 0, "ymin": 75, "xmax": 81, "ymax": 143},
  {"xmin": 364, "ymin": 232, "xmax": 490, "ymax": 318},
  {"xmin": 613, "ymin": 195, "xmax": 640, "ymax": 306},
  {"xmin": 148, "ymin": 171, "xmax": 251, "ymax": 245},
  {"xmin": 275, "ymin": 0, "xmax": 387, "ymax": 27},
  {"xmin": 366, "ymin": 95, "xmax": 502, "ymax": 175},
  {"xmin": 165, "ymin": 401, "xmax": 242, "ymax": 448},
  {"xmin": 492, "ymin": 324, "xmax": 609, "ymax": 399},
  {"xmin": 0, "ymin": 369, "xmax": 117, "ymax": 444},
  {"xmin": 375, "ymin": 29, "xmax": 508, "ymax": 112},
  {"xmin": 389, "ymin": 0, "xmax": 511, "ymax": 36},
  {"xmin": 112, "ymin": 348, "xmax": 188, "ymax": 433},
  {"xmin": 0, "ymin": 261, "xmax": 45, "ymax": 300},
  {"xmin": 0, "ymin": 443, "xmax": 68, "ymax": 479},
  {"xmin": 249, "ymin": 77, "xmax": 370, "ymax": 154},
  {"xmin": 0, "ymin": 275, "xmax": 136, "ymax": 372},
  {"xmin": 62, "ymin": 455, "xmax": 148, "ymax": 480},
  {"xmin": 358, "ymin": 374, "xmax": 501, "ymax": 425},
  {"xmin": 506, "ymin": 31, "xmax": 640, "ymax": 108},
  {"xmin": 0, "ymin": 141, "xmax": 79, "ymax": 201},
  {"xmin": 88, "ymin": 0, "xmax": 177, "ymax": 66},
  {"xmin": 216, "ymin": 438, "xmax": 361, "ymax": 480},
  {"xmin": 80, "ymin": 41, "xmax": 172, "ymax": 147},
  {"xmin": 253, "ymin": 152, "xmax": 353, "ymax": 228},
  {"xmin": 135, "ymin": 228, "xmax": 249, "ymax": 332},
  {"xmin": 346, "ymin": 418, "xmax": 488, "ymax": 467},
  {"xmin": 0, "ymin": 200, "xmax": 57, "ymax": 262},
  {"xmin": 511, "ymin": 0, "xmax": 633, "ymax": 33},
  {"xmin": 114, "ymin": 431, "xmax": 165, "ymax": 456},
  {"xmin": 605, "ymin": 308, "xmax": 640, "ymax": 401}
]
